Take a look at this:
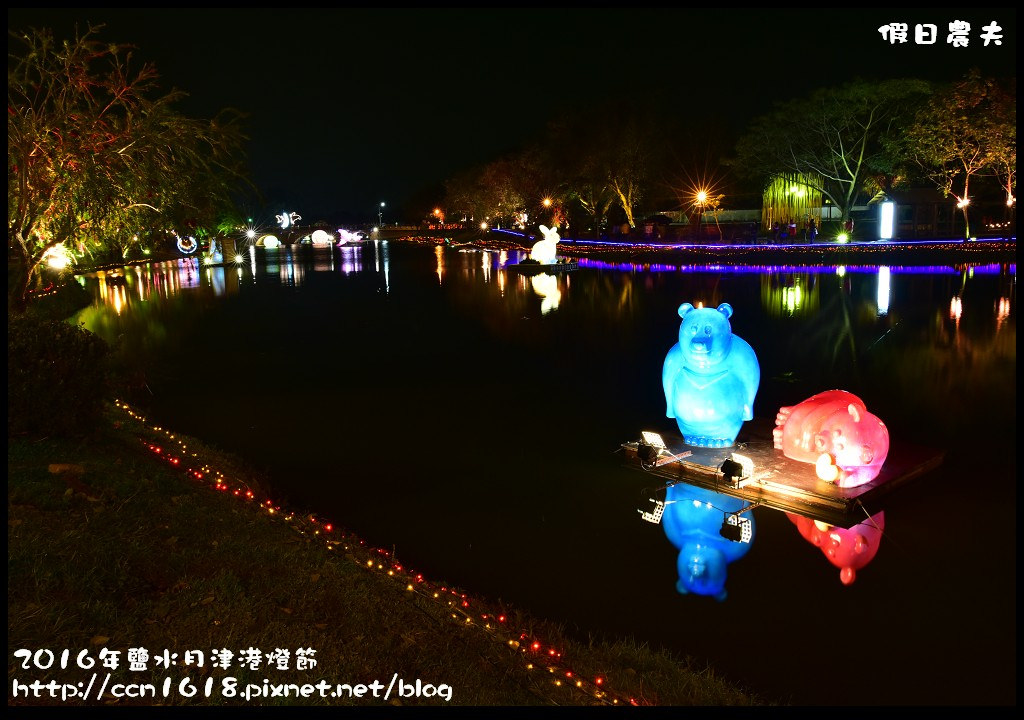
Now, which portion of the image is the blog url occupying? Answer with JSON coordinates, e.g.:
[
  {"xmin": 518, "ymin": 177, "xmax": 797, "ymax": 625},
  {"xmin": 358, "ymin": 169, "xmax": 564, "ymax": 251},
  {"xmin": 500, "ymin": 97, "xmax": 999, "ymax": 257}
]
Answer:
[{"xmin": 11, "ymin": 674, "xmax": 453, "ymax": 702}]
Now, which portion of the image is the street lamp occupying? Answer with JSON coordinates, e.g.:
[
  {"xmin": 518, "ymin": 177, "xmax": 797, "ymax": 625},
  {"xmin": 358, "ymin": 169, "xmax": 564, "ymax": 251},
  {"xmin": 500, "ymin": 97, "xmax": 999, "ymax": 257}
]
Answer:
[
  {"xmin": 693, "ymin": 190, "xmax": 708, "ymax": 241},
  {"xmin": 378, "ymin": 201, "xmax": 386, "ymax": 228}
]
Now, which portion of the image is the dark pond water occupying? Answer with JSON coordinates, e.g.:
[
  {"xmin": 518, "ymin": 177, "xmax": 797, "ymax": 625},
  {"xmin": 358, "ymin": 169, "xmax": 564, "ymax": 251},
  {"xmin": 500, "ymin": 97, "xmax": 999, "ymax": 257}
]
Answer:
[{"xmin": 74, "ymin": 241, "xmax": 1016, "ymax": 706}]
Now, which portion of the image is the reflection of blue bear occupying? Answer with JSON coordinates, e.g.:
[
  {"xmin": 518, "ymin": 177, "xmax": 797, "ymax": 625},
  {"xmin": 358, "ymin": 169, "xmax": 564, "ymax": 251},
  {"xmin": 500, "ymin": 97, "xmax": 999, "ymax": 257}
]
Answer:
[
  {"xmin": 662, "ymin": 483, "xmax": 755, "ymax": 602},
  {"xmin": 662, "ymin": 302, "xmax": 759, "ymax": 447}
]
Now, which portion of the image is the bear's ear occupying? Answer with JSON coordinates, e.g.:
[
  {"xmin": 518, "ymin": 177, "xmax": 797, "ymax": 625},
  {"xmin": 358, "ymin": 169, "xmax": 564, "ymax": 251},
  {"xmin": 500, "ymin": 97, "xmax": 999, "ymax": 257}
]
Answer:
[
  {"xmin": 716, "ymin": 303, "xmax": 734, "ymax": 319},
  {"xmin": 847, "ymin": 404, "xmax": 861, "ymax": 423},
  {"xmin": 678, "ymin": 303, "xmax": 695, "ymax": 319}
]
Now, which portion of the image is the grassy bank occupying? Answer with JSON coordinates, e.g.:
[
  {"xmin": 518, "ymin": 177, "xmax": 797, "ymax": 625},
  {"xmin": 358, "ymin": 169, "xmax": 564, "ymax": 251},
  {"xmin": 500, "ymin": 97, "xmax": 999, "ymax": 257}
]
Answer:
[{"xmin": 8, "ymin": 400, "xmax": 770, "ymax": 707}]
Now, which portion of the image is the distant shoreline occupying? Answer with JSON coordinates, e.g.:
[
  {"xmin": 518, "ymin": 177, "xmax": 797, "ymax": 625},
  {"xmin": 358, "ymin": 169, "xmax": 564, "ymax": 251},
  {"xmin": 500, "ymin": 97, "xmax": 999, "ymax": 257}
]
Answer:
[
  {"xmin": 71, "ymin": 234, "xmax": 1016, "ymax": 278},
  {"xmin": 399, "ymin": 230, "xmax": 1017, "ymax": 268}
]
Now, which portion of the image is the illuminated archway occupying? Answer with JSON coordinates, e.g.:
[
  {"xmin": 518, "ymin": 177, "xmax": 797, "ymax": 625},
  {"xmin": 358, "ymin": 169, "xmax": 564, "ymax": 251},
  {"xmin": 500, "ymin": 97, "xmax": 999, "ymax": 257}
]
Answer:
[{"xmin": 176, "ymin": 235, "xmax": 198, "ymax": 254}]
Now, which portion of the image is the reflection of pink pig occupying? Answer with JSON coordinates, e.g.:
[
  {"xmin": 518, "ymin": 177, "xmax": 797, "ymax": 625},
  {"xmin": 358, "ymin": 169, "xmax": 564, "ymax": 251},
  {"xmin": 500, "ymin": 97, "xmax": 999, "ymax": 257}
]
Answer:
[
  {"xmin": 773, "ymin": 390, "xmax": 889, "ymax": 488},
  {"xmin": 787, "ymin": 512, "xmax": 885, "ymax": 585}
]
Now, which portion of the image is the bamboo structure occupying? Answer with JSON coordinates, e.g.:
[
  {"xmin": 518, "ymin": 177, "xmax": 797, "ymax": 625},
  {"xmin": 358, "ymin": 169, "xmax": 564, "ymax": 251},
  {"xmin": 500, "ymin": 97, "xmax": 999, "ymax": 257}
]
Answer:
[{"xmin": 762, "ymin": 173, "xmax": 824, "ymax": 233}]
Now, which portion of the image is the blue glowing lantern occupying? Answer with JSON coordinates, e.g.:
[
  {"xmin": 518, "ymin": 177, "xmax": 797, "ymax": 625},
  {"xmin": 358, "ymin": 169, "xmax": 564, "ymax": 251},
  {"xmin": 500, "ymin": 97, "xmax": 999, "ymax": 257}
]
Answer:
[
  {"xmin": 662, "ymin": 302, "xmax": 760, "ymax": 447},
  {"xmin": 662, "ymin": 483, "xmax": 755, "ymax": 601}
]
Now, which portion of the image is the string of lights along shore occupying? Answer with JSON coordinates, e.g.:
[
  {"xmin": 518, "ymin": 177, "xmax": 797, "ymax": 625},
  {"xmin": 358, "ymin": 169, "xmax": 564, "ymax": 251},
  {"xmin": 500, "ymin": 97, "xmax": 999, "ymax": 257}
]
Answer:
[{"xmin": 114, "ymin": 401, "xmax": 638, "ymax": 706}]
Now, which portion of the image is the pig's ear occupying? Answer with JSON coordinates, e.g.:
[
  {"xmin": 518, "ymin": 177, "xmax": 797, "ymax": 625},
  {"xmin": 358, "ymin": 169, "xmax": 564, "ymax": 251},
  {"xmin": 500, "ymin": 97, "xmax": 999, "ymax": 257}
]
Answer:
[{"xmin": 848, "ymin": 404, "xmax": 861, "ymax": 423}]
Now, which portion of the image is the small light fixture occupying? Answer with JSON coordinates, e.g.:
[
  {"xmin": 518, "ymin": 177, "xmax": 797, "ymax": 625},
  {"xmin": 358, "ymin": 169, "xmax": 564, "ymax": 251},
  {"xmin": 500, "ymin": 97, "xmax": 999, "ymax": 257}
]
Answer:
[
  {"xmin": 641, "ymin": 431, "xmax": 667, "ymax": 449},
  {"xmin": 719, "ymin": 518, "xmax": 743, "ymax": 541},
  {"xmin": 637, "ymin": 431, "xmax": 693, "ymax": 470},
  {"xmin": 637, "ymin": 431, "xmax": 665, "ymax": 468},
  {"xmin": 638, "ymin": 498, "xmax": 666, "ymax": 524},
  {"xmin": 719, "ymin": 453, "xmax": 755, "ymax": 487},
  {"xmin": 719, "ymin": 504, "xmax": 755, "ymax": 543}
]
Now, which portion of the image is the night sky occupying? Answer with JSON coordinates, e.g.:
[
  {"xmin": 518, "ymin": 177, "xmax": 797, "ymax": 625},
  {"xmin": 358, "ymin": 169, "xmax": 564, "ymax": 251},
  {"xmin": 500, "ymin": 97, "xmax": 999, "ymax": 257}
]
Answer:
[{"xmin": 8, "ymin": 7, "xmax": 1017, "ymax": 223}]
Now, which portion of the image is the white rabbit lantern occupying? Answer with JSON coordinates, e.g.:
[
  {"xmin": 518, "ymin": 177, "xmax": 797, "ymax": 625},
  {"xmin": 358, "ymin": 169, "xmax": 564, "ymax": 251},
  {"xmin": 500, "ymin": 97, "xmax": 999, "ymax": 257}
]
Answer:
[{"xmin": 529, "ymin": 225, "xmax": 560, "ymax": 264}]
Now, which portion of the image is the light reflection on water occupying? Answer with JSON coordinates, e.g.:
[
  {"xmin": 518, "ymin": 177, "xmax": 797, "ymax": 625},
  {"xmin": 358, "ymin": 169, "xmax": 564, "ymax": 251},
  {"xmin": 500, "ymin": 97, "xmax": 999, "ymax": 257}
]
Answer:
[{"xmin": 73, "ymin": 241, "xmax": 1016, "ymax": 706}]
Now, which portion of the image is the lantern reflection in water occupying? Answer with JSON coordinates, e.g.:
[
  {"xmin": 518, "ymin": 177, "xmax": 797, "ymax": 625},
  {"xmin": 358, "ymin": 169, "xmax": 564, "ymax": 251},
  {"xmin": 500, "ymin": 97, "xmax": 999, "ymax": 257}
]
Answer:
[
  {"xmin": 661, "ymin": 482, "xmax": 755, "ymax": 602},
  {"xmin": 787, "ymin": 511, "xmax": 885, "ymax": 585}
]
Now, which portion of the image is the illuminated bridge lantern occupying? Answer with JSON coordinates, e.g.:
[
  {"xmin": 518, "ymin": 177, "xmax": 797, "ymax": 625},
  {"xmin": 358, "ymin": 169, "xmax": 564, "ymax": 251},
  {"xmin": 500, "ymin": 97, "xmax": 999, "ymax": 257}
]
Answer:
[{"xmin": 662, "ymin": 302, "xmax": 760, "ymax": 448}]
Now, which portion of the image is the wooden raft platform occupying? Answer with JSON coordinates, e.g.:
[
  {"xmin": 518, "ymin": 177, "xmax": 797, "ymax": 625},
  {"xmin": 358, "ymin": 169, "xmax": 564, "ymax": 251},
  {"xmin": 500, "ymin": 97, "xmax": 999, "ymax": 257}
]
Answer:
[
  {"xmin": 621, "ymin": 418, "xmax": 945, "ymax": 528},
  {"xmin": 507, "ymin": 261, "xmax": 579, "ymax": 275}
]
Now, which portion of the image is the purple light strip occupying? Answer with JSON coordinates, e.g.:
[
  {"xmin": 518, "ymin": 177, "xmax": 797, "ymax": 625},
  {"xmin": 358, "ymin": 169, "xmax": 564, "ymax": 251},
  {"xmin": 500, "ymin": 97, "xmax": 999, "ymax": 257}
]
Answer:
[{"xmin": 574, "ymin": 258, "xmax": 1015, "ymax": 275}]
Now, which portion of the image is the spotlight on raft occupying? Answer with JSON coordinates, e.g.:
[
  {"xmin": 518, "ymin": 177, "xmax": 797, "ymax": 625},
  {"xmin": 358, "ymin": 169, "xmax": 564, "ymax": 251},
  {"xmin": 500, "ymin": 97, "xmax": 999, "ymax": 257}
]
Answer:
[
  {"xmin": 719, "ymin": 516, "xmax": 744, "ymax": 542},
  {"xmin": 637, "ymin": 431, "xmax": 694, "ymax": 471},
  {"xmin": 719, "ymin": 453, "xmax": 755, "ymax": 488},
  {"xmin": 638, "ymin": 431, "xmax": 667, "ymax": 468},
  {"xmin": 642, "ymin": 431, "xmax": 667, "ymax": 449}
]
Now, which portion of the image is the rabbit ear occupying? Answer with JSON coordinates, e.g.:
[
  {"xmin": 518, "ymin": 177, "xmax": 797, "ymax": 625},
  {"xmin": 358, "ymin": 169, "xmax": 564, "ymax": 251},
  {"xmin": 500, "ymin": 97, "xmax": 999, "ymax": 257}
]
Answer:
[{"xmin": 539, "ymin": 225, "xmax": 549, "ymax": 234}]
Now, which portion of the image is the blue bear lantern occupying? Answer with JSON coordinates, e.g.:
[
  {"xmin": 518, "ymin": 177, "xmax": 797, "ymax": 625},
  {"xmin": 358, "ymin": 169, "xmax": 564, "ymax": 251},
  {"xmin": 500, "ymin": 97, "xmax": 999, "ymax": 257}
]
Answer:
[
  {"xmin": 662, "ymin": 483, "xmax": 756, "ymax": 601},
  {"xmin": 662, "ymin": 302, "xmax": 760, "ymax": 448}
]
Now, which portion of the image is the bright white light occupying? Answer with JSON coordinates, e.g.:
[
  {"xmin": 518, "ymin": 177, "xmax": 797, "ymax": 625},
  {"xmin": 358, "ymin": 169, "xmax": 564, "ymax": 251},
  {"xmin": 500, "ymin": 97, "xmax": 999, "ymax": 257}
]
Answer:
[
  {"xmin": 731, "ymin": 453, "xmax": 754, "ymax": 478},
  {"xmin": 529, "ymin": 225, "xmax": 560, "ymax": 264},
  {"xmin": 246, "ymin": 229, "xmax": 256, "ymax": 239},
  {"xmin": 531, "ymin": 273, "xmax": 561, "ymax": 314},
  {"xmin": 276, "ymin": 211, "xmax": 300, "ymax": 229},
  {"xmin": 480, "ymin": 222, "xmax": 488, "ymax": 230},
  {"xmin": 262, "ymin": 236, "xmax": 281, "ymax": 249},
  {"xmin": 956, "ymin": 197, "xmax": 970, "ymax": 209},
  {"xmin": 876, "ymin": 266, "xmax": 891, "ymax": 316},
  {"xmin": 337, "ymin": 229, "xmax": 365, "ymax": 245},
  {"xmin": 879, "ymin": 200, "xmax": 895, "ymax": 240},
  {"xmin": 311, "ymin": 229, "xmax": 334, "ymax": 247},
  {"xmin": 642, "ymin": 431, "xmax": 667, "ymax": 449},
  {"xmin": 234, "ymin": 254, "xmax": 244, "ymax": 264},
  {"xmin": 836, "ymin": 232, "xmax": 849, "ymax": 243},
  {"xmin": 950, "ymin": 295, "xmax": 962, "ymax": 321},
  {"xmin": 44, "ymin": 244, "xmax": 71, "ymax": 270}
]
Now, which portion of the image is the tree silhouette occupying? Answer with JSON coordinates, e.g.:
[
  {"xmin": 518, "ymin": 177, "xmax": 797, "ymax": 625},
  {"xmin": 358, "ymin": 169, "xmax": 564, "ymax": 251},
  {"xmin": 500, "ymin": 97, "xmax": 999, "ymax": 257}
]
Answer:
[{"xmin": 8, "ymin": 24, "xmax": 251, "ymax": 311}]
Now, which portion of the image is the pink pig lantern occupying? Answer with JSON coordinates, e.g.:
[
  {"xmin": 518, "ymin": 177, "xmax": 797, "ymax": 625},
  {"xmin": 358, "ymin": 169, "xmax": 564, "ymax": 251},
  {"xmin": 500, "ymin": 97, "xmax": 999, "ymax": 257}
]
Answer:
[
  {"xmin": 787, "ymin": 512, "xmax": 885, "ymax": 585},
  {"xmin": 773, "ymin": 390, "xmax": 889, "ymax": 488}
]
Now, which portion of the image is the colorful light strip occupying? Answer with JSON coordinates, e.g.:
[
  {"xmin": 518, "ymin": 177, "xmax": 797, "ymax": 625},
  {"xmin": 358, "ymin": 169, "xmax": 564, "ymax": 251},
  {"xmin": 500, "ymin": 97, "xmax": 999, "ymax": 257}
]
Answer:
[{"xmin": 113, "ymin": 400, "xmax": 639, "ymax": 706}]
